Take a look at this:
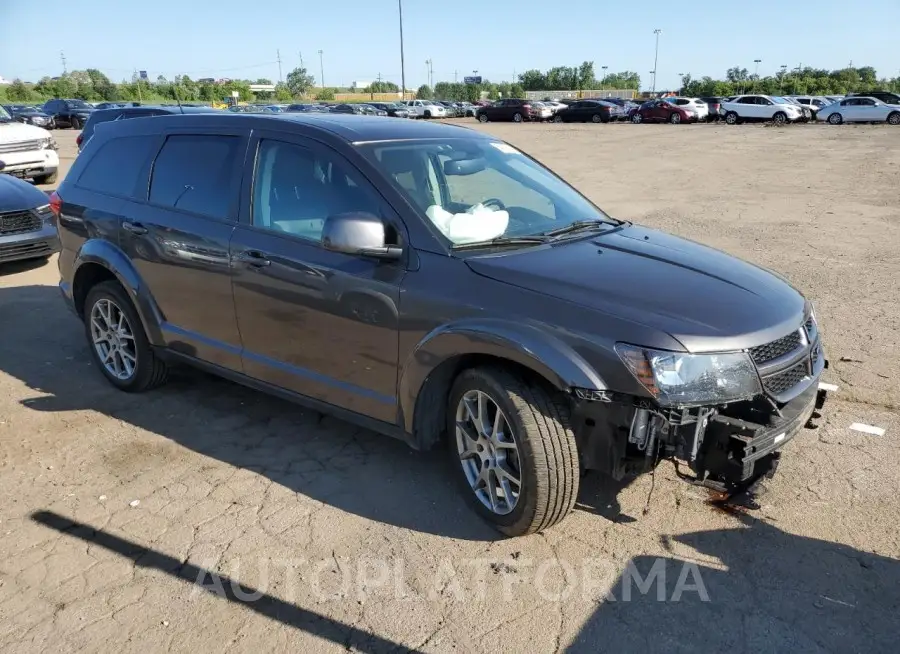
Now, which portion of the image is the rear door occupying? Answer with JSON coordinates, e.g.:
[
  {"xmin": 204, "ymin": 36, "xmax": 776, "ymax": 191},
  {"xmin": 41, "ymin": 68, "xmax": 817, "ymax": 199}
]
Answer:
[
  {"xmin": 839, "ymin": 98, "xmax": 860, "ymax": 121},
  {"xmin": 853, "ymin": 98, "xmax": 879, "ymax": 121},
  {"xmin": 229, "ymin": 132, "xmax": 406, "ymax": 422},
  {"xmin": 119, "ymin": 128, "xmax": 247, "ymax": 370}
]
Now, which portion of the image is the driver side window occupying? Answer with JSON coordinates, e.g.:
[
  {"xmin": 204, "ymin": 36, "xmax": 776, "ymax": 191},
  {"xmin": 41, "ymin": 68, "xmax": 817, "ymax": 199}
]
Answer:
[{"xmin": 251, "ymin": 139, "xmax": 380, "ymax": 243}]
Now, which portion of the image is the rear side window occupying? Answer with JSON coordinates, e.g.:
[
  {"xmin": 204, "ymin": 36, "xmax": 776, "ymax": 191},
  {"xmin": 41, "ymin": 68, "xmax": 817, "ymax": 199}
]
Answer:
[
  {"xmin": 77, "ymin": 135, "xmax": 158, "ymax": 199},
  {"xmin": 149, "ymin": 134, "xmax": 240, "ymax": 221}
]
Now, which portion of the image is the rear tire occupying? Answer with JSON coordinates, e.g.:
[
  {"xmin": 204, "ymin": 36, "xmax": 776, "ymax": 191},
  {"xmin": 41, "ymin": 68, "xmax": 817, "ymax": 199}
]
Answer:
[
  {"xmin": 631, "ymin": 113, "xmax": 643, "ymax": 123},
  {"xmin": 70, "ymin": 117, "xmax": 82, "ymax": 129},
  {"xmin": 553, "ymin": 114, "xmax": 563, "ymax": 123},
  {"xmin": 478, "ymin": 113, "xmax": 488, "ymax": 123},
  {"xmin": 83, "ymin": 281, "xmax": 168, "ymax": 392},
  {"xmin": 591, "ymin": 113, "xmax": 603, "ymax": 123},
  {"xmin": 448, "ymin": 367, "xmax": 579, "ymax": 537},
  {"xmin": 828, "ymin": 112, "xmax": 843, "ymax": 125}
]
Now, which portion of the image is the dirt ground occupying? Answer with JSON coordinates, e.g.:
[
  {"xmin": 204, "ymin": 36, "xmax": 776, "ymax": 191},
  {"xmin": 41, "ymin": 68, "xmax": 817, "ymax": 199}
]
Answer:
[{"xmin": 1, "ymin": 123, "xmax": 898, "ymax": 653}]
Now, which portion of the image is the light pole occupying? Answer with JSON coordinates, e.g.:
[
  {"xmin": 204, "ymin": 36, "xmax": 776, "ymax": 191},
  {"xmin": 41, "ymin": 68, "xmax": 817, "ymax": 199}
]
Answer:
[
  {"xmin": 678, "ymin": 72, "xmax": 684, "ymax": 94},
  {"xmin": 649, "ymin": 71, "xmax": 656, "ymax": 96},
  {"xmin": 398, "ymin": 1, "xmax": 406, "ymax": 98},
  {"xmin": 601, "ymin": 65, "xmax": 608, "ymax": 88},
  {"xmin": 317, "ymin": 50, "xmax": 325, "ymax": 89},
  {"xmin": 779, "ymin": 64, "xmax": 787, "ymax": 94},
  {"xmin": 753, "ymin": 59, "xmax": 761, "ymax": 91},
  {"xmin": 652, "ymin": 28, "xmax": 662, "ymax": 94},
  {"xmin": 425, "ymin": 59, "xmax": 433, "ymax": 89}
]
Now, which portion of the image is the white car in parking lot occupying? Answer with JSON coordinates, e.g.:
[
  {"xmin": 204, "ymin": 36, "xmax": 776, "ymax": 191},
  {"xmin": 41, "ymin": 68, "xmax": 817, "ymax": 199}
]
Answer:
[
  {"xmin": 667, "ymin": 97, "xmax": 709, "ymax": 121},
  {"xmin": 817, "ymin": 96, "xmax": 900, "ymax": 125},
  {"xmin": 404, "ymin": 100, "xmax": 447, "ymax": 119},
  {"xmin": 0, "ymin": 105, "xmax": 59, "ymax": 184},
  {"xmin": 721, "ymin": 95, "xmax": 804, "ymax": 125}
]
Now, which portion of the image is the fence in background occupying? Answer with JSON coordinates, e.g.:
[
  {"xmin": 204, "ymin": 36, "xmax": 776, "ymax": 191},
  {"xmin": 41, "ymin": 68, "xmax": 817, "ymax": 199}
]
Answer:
[{"xmin": 524, "ymin": 89, "xmax": 637, "ymax": 100}]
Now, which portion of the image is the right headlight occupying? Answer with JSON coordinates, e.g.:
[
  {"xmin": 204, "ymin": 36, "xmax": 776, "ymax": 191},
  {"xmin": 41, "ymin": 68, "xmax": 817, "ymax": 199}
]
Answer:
[{"xmin": 615, "ymin": 343, "xmax": 762, "ymax": 407}]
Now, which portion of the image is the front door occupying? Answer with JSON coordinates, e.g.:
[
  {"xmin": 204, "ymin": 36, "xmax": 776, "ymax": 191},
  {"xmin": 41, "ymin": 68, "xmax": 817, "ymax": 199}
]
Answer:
[{"xmin": 230, "ymin": 133, "xmax": 406, "ymax": 423}]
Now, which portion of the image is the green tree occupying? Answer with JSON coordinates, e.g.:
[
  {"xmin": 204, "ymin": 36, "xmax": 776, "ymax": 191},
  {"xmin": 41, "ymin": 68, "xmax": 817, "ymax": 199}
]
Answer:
[
  {"xmin": 416, "ymin": 84, "xmax": 433, "ymax": 100},
  {"xmin": 509, "ymin": 83, "xmax": 525, "ymax": 98},
  {"xmin": 285, "ymin": 67, "xmax": 316, "ymax": 98},
  {"xmin": 6, "ymin": 79, "xmax": 30, "ymax": 101},
  {"xmin": 315, "ymin": 87, "xmax": 335, "ymax": 101},
  {"xmin": 367, "ymin": 80, "xmax": 399, "ymax": 93},
  {"xmin": 274, "ymin": 83, "xmax": 292, "ymax": 102},
  {"xmin": 518, "ymin": 69, "xmax": 547, "ymax": 91}
]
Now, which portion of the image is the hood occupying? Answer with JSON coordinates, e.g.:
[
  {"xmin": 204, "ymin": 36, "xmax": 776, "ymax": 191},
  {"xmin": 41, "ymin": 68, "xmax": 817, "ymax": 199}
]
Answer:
[
  {"xmin": 466, "ymin": 225, "xmax": 806, "ymax": 353},
  {"xmin": 0, "ymin": 121, "xmax": 52, "ymax": 141},
  {"xmin": 0, "ymin": 173, "xmax": 50, "ymax": 213}
]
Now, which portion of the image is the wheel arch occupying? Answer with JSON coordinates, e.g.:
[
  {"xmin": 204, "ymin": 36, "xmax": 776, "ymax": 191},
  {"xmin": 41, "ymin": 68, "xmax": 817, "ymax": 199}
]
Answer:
[
  {"xmin": 398, "ymin": 320, "xmax": 605, "ymax": 450},
  {"xmin": 72, "ymin": 240, "xmax": 165, "ymax": 346}
]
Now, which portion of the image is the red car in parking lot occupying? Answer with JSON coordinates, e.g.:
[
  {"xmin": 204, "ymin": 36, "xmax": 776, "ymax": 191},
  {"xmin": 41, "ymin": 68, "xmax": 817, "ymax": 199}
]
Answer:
[{"xmin": 629, "ymin": 100, "xmax": 695, "ymax": 124}]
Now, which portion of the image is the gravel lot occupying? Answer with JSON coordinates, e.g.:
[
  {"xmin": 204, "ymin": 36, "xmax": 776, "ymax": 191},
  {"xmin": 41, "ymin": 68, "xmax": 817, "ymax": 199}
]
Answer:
[{"xmin": 1, "ymin": 123, "xmax": 898, "ymax": 653}]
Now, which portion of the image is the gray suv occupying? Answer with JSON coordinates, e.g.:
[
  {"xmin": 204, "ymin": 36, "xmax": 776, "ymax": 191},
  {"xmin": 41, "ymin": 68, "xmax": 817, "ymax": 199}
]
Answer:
[{"xmin": 55, "ymin": 113, "xmax": 828, "ymax": 536}]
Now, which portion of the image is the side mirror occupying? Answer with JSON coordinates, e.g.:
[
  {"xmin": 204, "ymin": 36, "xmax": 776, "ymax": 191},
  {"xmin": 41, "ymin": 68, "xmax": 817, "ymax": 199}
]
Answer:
[{"xmin": 322, "ymin": 212, "xmax": 402, "ymax": 261}]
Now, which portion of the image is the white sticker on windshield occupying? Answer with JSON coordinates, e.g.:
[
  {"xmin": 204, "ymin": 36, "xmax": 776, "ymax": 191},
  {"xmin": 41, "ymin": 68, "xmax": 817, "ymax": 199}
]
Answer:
[{"xmin": 489, "ymin": 142, "xmax": 518, "ymax": 155}]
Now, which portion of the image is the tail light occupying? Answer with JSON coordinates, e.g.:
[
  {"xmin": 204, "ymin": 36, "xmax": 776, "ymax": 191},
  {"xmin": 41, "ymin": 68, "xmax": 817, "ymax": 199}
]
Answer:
[
  {"xmin": 522, "ymin": 104, "xmax": 531, "ymax": 110},
  {"xmin": 49, "ymin": 191, "xmax": 62, "ymax": 217},
  {"xmin": 76, "ymin": 133, "xmax": 83, "ymax": 147}
]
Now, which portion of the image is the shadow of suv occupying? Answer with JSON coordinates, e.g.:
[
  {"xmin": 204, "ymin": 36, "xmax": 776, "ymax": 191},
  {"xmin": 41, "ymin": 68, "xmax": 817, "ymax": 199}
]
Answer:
[{"xmin": 54, "ymin": 113, "xmax": 828, "ymax": 536}]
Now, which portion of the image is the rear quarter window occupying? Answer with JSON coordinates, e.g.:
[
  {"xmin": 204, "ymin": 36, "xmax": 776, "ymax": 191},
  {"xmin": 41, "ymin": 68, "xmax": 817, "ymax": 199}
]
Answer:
[{"xmin": 76, "ymin": 135, "xmax": 158, "ymax": 199}]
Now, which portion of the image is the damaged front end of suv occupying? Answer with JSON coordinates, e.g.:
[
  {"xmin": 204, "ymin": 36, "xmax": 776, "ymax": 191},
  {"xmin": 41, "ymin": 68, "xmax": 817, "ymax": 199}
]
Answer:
[{"xmin": 573, "ymin": 307, "xmax": 828, "ymax": 494}]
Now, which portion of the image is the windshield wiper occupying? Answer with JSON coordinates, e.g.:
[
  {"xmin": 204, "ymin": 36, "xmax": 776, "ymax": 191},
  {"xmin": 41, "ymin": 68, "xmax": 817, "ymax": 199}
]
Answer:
[
  {"xmin": 541, "ymin": 218, "xmax": 625, "ymax": 239},
  {"xmin": 451, "ymin": 235, "xmax": 548, "ymax": 251}
]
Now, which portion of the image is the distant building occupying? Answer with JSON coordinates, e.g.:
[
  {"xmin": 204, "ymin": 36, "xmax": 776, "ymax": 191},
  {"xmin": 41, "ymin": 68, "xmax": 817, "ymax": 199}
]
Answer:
[
  {"xmin": 0, "ymin": 76, "xmax": 12, "ymax": 85},
  {"xmin": 197, "ymin": 78, "xmax": 215, "ymax": 84},
  {"xmin": 351, "ymin": 81, "xmax": 372, "ymax": 90}
]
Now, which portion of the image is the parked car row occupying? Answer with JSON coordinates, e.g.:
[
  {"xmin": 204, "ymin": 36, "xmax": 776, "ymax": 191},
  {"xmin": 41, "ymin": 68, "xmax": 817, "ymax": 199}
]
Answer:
[{"xmin": 471, "ymin": 91, "xmax": 900, "ymax": 127}]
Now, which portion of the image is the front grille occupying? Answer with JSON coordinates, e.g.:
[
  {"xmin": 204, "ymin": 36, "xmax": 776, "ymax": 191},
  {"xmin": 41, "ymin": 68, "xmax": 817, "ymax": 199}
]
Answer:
[
  {"xmin": 749, "ymin": 330, "xmax": 803, "ymax": 364},
  {"xmin": 0, "ymin": 210, "xmax": 41, "ymax": 236},
  {"xmin": 0, "ymin": 240, "xmax": 52, "ymax": 261},
  {"xmin": 763, "ymin": 361, "xmax": 809, "ymax": 396},
  {"xmin": 0, "ymin": 139, "xmax": 42, "ymax": 154}
]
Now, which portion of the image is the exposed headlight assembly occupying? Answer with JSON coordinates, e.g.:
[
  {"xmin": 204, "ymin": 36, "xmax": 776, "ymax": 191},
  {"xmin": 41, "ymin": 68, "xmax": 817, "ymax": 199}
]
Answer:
[
  {"xmin": 616, "ymin": 343, "xmax": 761, "ymax": 407},
  {"xmin": 38, "ymin": 137, "xmax": 58, "ymax": 150}
]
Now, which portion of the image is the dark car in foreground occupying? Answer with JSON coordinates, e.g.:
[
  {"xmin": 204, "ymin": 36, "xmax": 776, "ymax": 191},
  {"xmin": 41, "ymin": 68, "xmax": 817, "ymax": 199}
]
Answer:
[
  {"xmin": 0, "ymin": 161, "xmax": 60, "ymax": 263},
  {"xmin": 77, "ymin": 105, "xmax": 220, "ymax": 151},
  {"xmin": 41, "ymin": 98, "xmax": 94, "ymax": 129},
  {"xmin": 2, "ymin": 104, "xmax": 55, "ymax": 129},
  {"xmin": 629, "ymin": 100, "xmax": 695, "ymax": 124},
  {"xmin": 55, "ymin": 113, "xmax": 828, "ymax": 536}
]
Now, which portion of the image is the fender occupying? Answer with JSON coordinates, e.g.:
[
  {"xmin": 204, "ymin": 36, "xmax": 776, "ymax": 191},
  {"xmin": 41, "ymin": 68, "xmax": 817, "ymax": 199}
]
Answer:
[
  {"xmin": 398, "ymin": 318, "xmax": 606, "ymax": 435},
  {"xmin": 74, "ymin": 239, "xmax": 166, "ymax": 347}
]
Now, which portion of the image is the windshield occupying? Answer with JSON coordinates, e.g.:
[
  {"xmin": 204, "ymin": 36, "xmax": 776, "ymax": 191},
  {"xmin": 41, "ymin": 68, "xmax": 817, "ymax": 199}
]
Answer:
[
  {"xmin": 0, "ymin": 105, "xmax": 10, "ymax": 121},
  {"xmin": 771, "ymin": 96, "xmax": 791, "ymax": 104},
  {"xmin": 360, "ymin": 138, "xmax": 617, "ymax": 246}
]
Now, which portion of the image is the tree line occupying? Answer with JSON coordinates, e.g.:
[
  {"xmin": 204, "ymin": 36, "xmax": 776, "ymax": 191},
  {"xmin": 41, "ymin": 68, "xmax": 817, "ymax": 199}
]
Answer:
[{"xmin": 2, "ymin": 63, "xmax": 897, "ymax": 106}]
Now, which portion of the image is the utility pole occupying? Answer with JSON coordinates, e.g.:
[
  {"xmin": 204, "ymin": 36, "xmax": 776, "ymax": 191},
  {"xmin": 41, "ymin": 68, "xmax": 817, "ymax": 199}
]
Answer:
[
  {"xmin": 318, "ymin": 50, "xmax": 325, "ymax": 89},
  {"xmin": 398, "ymin": 0, "xmax": 407, "ymax": 99},
  {"xmin": 780, "ymin": 64, "xmax": 787, "ymax": 94},
  {"xmin": 753, "ymin": 59, "xmax": 761, "ymax": 92},
  {"xmin": 299, "ymin": 52, "xmax": 304, "ymax": 70},
  {"xmin": 652, "ymin": 29, "xmax": 662, "ymax": 94},
  {"xmin": 425, "ymin": 59, "xmax": 433, "ymax": 89},
  {"xmin": 60, "ymin": 51, "xmax": 67, "ymax": 75},
  {"xmin": 454, "ymin": 70, "xmax": 458, "ymax": 83},
  {"xmin": 133, "ymin": 69, "xmax": 142, "ymax": 101},
  {"xmin": 276, "ymin": 49, "xmax": 283, "ymax": 83}
]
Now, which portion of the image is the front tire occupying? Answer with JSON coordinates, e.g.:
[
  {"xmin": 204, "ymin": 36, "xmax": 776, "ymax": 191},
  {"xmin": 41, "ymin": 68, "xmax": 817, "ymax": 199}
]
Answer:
[
  {"xmin": 70, "ymin": 117, "xmax": 82, "ymax": 129},
  {"xmin": 725, "ymin": 111, "xmax": 738, "ymax": 125},
  {"xmin": 591, "ymin": 113, "xmax": 603, "ymax": 123},
  {"xmin": 552, "ymin": 114, "xmax": 563, "ymax": 123},
  {"xmin": 631, "ymin": 113, "xmax": 643, "ymax": 123},
  {"xmin": 448, "ymin": 367, "xmax": 579, "ymax": 537},
  {"xmin": 669, "ymin": 112, "xmax": 682, "ymax": 124},
  {"xmin": 828, "ymin": 112, "xmax": 843, "ymax": 125},
  {"xmin": 772, "ymin": 111, "xmax": 787, "ymax": 125},
  {"xmin": 478, "ymin": 113, "xmax": 488, "ymax": 123},
  {"xmin": 83, "ymin": 281, "xmax": 168, "ymax": 392},
  {"xmin": 512, "ymin": 112, "xmax": 522, "ymax": 123}
]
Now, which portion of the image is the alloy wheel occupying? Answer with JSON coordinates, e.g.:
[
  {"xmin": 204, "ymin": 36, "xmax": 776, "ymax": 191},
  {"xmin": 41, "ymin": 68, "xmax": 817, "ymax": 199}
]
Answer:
[
  {"xmin": 90, "ymin": 298, "xmax": 137, "ymax": 381},
  {"xmin": 455, "ymin": 389, "xmax": 521, "ymax": 515}
]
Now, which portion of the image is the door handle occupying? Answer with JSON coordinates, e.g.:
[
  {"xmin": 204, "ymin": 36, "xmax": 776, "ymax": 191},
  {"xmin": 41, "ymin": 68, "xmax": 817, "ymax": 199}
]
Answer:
[
  {"xmin": 235, "ymin": 250, "xmax": 271, "ymax": 268},
  {"xmin": 122, "ymin": 221, "xmax": 148, "ymax": 235}
]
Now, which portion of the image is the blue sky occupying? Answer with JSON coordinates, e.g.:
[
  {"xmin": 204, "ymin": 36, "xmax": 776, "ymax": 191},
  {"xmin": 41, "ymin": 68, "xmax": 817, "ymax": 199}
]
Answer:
[{"xmin": 2, "ymin": 0, "xmax": 897, "ymax": 90}]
